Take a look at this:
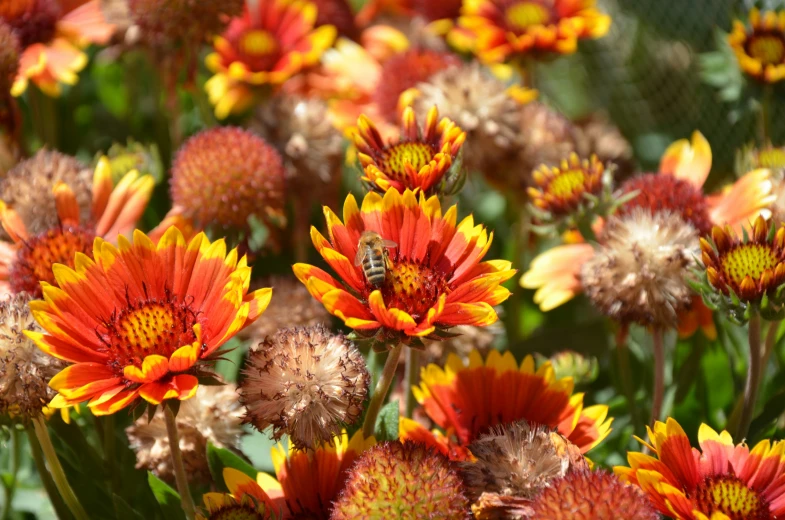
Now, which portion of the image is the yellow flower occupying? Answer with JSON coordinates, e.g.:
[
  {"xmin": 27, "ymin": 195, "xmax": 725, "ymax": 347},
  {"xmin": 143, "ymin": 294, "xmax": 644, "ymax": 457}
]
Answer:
[{"xmin": 729, "ymin": 8, "xmax": 785, "ymax": 83}]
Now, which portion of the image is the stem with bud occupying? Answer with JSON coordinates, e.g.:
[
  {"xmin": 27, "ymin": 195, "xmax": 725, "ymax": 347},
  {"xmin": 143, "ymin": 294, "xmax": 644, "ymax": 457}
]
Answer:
[
  {"xmin": 363, "ymin": 344, "xmax": 404, "ymax": 438},
  {"xmin": 737, "ymin": 314, "xmax": 763, "ymax": 438}
]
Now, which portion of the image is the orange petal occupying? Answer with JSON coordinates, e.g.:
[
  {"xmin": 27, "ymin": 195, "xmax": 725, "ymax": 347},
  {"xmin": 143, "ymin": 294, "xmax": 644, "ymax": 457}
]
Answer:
[
  {"xmin": 658, "ymin": 131, "xmax": 712, "ymax": 189},
  {"xmin": 123, "ymin": 354, "xmax": 169, "ymax": 383}
]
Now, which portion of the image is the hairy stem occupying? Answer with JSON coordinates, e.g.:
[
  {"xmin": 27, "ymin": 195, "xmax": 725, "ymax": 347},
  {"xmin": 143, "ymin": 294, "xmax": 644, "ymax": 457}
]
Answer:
[
  {"xmin": 738, "ymin": 314, "xmax": 763, "ymax": 438},
  {"xmin": 616, "ymin": 334, "xmax": 643, "ymax": 435},
  {"xmin": 32, "ymin": 415, "xmax": 88, "ymax": 520},
  {"xmin": 164, "ymin": 405, "xmax": 196, "ymax": 520},
  {"xmin": 404, "ymin": 348, "xmax": 420, "ymax": 418},
  {"xmin": 650, "ymin": 328, "xmax": 665, "ymax": 426},
  {"xmin": 362, "ymin": 344, "xmax": 404, "ymax": 438}
]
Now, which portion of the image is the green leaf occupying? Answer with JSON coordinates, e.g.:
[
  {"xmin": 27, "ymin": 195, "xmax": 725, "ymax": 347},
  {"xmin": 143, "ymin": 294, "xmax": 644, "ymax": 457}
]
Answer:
[
  {"xmin": 147, "ymin": 472, "xmax": 184, "ymax": 520},
  {"xmin": 112, "ymin": 493, "xmax": 147, "ymax": 520},
  {"xmin": 375, "ymin": 400, "xmax": 399, "ymax": 442},
  {"xmin": 207, "ymin": 443, "xmax": 257, "ymax": 492}
]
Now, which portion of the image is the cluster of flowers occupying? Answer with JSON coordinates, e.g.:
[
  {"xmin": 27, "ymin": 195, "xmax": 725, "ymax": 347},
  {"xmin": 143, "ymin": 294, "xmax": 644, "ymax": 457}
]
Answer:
[{"xmin": 1, "ymin": 0, "xmax": 785, "ymax": 519}]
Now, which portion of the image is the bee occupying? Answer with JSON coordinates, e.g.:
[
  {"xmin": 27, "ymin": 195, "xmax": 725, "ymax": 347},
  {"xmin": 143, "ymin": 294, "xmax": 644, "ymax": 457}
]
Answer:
[{"xmin": 354, "ymin": 231, "xmax": 397, "ymax": 287}]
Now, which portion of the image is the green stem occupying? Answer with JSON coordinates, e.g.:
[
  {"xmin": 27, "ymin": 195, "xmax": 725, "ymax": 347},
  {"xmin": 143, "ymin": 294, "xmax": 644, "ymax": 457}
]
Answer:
[
  {"xmin": 32, "ymin": 416, "xmax": 88, "ymax": 520},
  {"xmin": 102, "ymin": 415, "xmax": 120, "ymax": 494},
  {"xmin": 164, "ymin": 406, "xmax": 196, "ymax": 520},
  {"xmin": 362, "ymin": 344, "xmax": 404, "ymax": 439},
  {"xmin": 650, "ymin": 328, "xmax": 665, "ymax": 426},
  {"xmin": 761, "ymin": 85, "xmax": 773, "ymax": 145},
  {"xmin": 762, "ymin": 319, "xmax": 781, "ymax": 369},
  {"xmin": 737, "ymin": 314, "xmax": 763, "ymax": 438},
  {"xmin": 28, "ymin": 86, "xmax": 58, "ymax": 148},
  {"xmin": 616, "ymin": 333, "xmax": 643, "ymax": 436},
  {"xmin": 26, "ymin": 424, "xmax": 72, "ymax": 520},
  {"xmin": 404, "ymin": 348, "xmax": 420, "ymax": 418},
  {"xmin": 576, "ymin": 216, "xmax": 598, "ymax": 243},
  {"xmin": 1, "ymin": 427, "xmax": 20, "ymax": 520}
]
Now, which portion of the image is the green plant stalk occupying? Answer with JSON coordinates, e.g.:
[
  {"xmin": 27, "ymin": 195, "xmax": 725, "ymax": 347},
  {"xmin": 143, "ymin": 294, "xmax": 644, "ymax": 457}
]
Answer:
[
  {"xmin": 616, "ymin": 335, "xmax": 643, "ymax": 435},
  {"xmin": 404, "ymin": 348, "xmax": 420, "ymax": 418},
  {"xmin": 26, "ymin": 424, "xmax": 71, "ymax": 520},
  {"xmin": 32, "ymin": 415, "xmax": 89, "ymax": 520},
  {"xmin": 762, "ymin": 319, "xmax": 781, "ymax": 369},
  {"xmin": 362, "ymin": 344, "xmax": 404, "ymax": 438},
  {"xmin": 737, "ymin": 314, "xmax": 763, "ymax": 438},
  {"xmin": 28, "ymin": 86, "xmax": 58, "ymax": 148},
  {"xmin": 164, "ymin": 405, "xmax": 196, "ymax": 520},
  {"xmin": 1, "ymin": 427, "xmax": 20, "ymax": 520},
  {"xmin": 102, "ymin": 415, "xmax": 120, "ymax": 494},
  {"xmin": 761, "ymin": 85, "xmax": 773, "ymax": 145},
  {"xmin": 650, "ymin": 328, "xmax": 665, "ymax": 426}
]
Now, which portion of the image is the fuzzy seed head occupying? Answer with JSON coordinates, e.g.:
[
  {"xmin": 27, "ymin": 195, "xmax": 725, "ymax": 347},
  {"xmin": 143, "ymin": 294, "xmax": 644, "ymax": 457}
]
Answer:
[
  {"xmin": 0, "ymin": 293, "xmax": 64, "ymax": 421},
  {"xmin": 128, "ymin": 0, "xmax": 243, "ymax": 47},
  {"xmin": 331, "ymin": 441, "xmax": 470, "ymax": 520},
  {"xmin": 529, "ymin": 470, "xmax": 659, "ymax": 520},
  {"xmin": 459, "ymin": 421, "xmax": 587, "ymax": 519},
  {"xmin": 0, "ymin": 149, "xmax": 93, "ymax": 237},
  {"xmin": 252, "ymin": 96, "xmax": 343, "ymax": 202},
  {"xmin": 170, "ymin": 127, "xmax": 285, "ymax": 230},
  {"xmin": 413, "ymin": 62, "xmax": 524, "ymax": 177},
  {"xmin": 239, "ymin": 325, "xmax": 369, "ymax": 451},
  {"xmin": 126, "ymin": 384, "xmax": 245, "ymax": 484},
  {"xmin": 581, "ymin": 208, "xmax": 699, "ymax": 327},
  {"xmin": 0, "ymin": 22, "xmax": 19, "ymax": 94}
]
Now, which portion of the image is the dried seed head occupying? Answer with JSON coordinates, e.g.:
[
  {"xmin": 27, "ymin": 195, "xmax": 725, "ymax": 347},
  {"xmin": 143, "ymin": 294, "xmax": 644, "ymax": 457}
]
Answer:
[
  {"xmin": 0, "ymin": 21, "xmax": 20, "ymax": 94},
  {"xmin": 0, "ymin": 292, "xmax": 64, "ymax": 421},
  {"xmin": 413, "ymin": 62, "xmax": 525, "ymax": 177},
  {"xmin": 0, "ymin": 149, "xmax": 93, "ymax": 237},
  {"xmin": 581, "ymin": 208, "xmax": 699, "ymax": 328},
  {"xmin": 251, "ymin": 96, "xmax": 343, "ymax": 202},
  {"xmin": 128, "ymin": 0, "xmax": 243, "ymax": 47},
  {"xmin": 529, "ymin": 470, "xmax": 658, "ymax": 520},
  {"xmin": 239, "ymin": 325, "xmax": 369, "ymax": 450},
  {"xmin": 332, "ymin": 441, "xmax": 470, "ymax": 520},
  {"xmin": 459, "ymin": 421, "xmax": 588, "ymax": 519},
  {"xmin": 237, "ymin": 276, "xmax": 330, "ymax": 342},
  {"xmin": 574, "ymin": 112, "xmax": 635, "ymax": 181},
  {"xmin": 170, "ymin": 127, "xmax": 285, "ymax": 230},
  {"xmin": 126, "ymin": 384, "xmax": 245, "ymax": 485}
]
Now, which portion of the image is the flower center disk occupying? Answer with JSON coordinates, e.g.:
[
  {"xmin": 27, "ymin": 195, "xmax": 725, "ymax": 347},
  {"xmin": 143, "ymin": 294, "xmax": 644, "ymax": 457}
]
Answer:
[
  {"xmin": 547, "ymin": 169, "xmax": 587, "ymax": 200},
  {"xmin": 0, "ymin": 0, "xmax": 61, "ymax": 47},
  {"xmin": 692, "ymin": 475, "xmax": 771, "ymax": 520},
  {"xmin": 747, "ymin": 33, "xmax": 785, "ymax": 65},
  {"xmin": 381, "ymin": 143, "xmax": 436, "ymax": 181},
  {"xmin": 720, "ymin": 244, "xmax": 778, "ymax": 285},
  {"xmin": 378, "ymin": 259, "xmax": 450, "ymax": 320},
  {"xmin": 98, "ymin": 296, "xmax": 199, "ymax": 374},
  {"xmin": 505, "ymin": 1, "xmax": 551, "ymax": 32},
  {"xmin": 237, "ymin": 29, "xmax": 280, "ymax": 71},
  {"xmin": 10, "ymin": 225, "xmax": 96, "ymax": 298},
  {"xmin": 210, "ymin": 504, "xmax": 267, "ymax": 520}
]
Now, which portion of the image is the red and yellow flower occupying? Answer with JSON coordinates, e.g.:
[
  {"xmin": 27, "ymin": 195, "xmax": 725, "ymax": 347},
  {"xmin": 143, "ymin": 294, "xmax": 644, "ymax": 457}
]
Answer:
[
  {"xmin": 293, "ymin": 189, "xmax": 515, "ymax": 343},
  {"xmin": 729, "ymin": 8, "xmax": 785, "ymax": 84},
  {"xmin": 24, "ymin": 226, "xmax": 272, "ymax": 415},
  {"xmin": 217, "ymin": 430, "xmax": 375, "ymax": 518},
  {"xmin": 457, "ymin": 0, "xmax": 611, "ymax": 64},
  {"xmin": 1, "ymin": 0, "xmax": 114, "ymax": 97},
  {"xmin": 521, "ymin": 131, "xmax": 774, "ymax": 339},
  {"xmin": 615, "ymin": 418, "xmax": 785, "ymax": 520},
  {"xmin": 406, "ymin": 349, "xmax": 612, "ymax": 455},
  {"xmin": 0, "ymin": 158, "xmax": 154, "ymax": 299},
  {"xmin": 205, "ymin": 0, "xmax": 337, "ymax": 119},
  {"xmin": 353, "ymin": 106, "xmax": 466, "ymax": 194},
  {"xmin": 198, "ymin": 468, "xmax": 281, "ymax": 520}
]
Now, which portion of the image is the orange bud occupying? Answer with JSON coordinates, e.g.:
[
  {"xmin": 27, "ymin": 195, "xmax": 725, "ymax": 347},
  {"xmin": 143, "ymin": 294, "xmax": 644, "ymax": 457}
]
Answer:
[
  {"xmin": 753, "ymin": 215, "xmax": 768, "ymax": 242},
  {"xmin": 711, "ymin": 226, "xmax": 730, "ymax": 252}
]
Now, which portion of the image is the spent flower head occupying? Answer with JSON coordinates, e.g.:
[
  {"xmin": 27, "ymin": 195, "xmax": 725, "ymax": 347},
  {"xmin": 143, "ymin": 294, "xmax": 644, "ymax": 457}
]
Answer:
[
  {"xmin": 239, "ymin": 325, "xmax": 369, "ymax": 450},
  {"xmin": 331, "ymin": 441, "xmax": 470, "ymax": 520}
]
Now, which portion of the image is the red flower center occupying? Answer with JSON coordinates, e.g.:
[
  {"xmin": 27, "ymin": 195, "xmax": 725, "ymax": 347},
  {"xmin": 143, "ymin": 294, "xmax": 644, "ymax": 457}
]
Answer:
[
  {"xmin": 619, "ymin": 173, "xmax": 712, "ymax": 235},
  {"xmin": 721, "ymin": 243, "xmax": 779, "ymax": 285},
  {"xmin": 747, "ymin": 32, "xmax": 785, "ymax": 65},
  {"xmin": 377, "ymin": 259, "xmax": 450, "ymax": 320},
  {"xmin": 379, "ymin": 143, "xmax": 436, "ymax": 181},
  {"xmin": 97, "ymin": 294, "xmax": 199, "ymax": 374},
  {"xmin": 10, "ymin": 225, "xmax": 96, "ymax": 298},
  {"xmin": 505, "ymin": 1, "xmax": 552, "ymax": 32},
  {"xmin": 692, "ymin": 475, "xmax": 771, "ymax": 520},
  {"xmin": 0, "ymin": 0, "xmax": 60, "ymax": 48},
  {"xmin": 235, "ymin": 29, "xmax": 280, "ymax": 72},
  {"xmin": 372, "ymin": 49, "xmax": 460, "ymax": 122}
]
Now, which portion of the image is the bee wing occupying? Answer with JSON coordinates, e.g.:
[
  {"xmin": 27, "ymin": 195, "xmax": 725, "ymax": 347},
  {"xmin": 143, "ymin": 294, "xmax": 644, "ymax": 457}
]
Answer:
[
  {"xmin": 354, "ymin": 246, "xmax": 367, "ymax": 266},
  {"xmin": 382, "ymin": 239, "xmax": 398, "ymax": 249}
]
